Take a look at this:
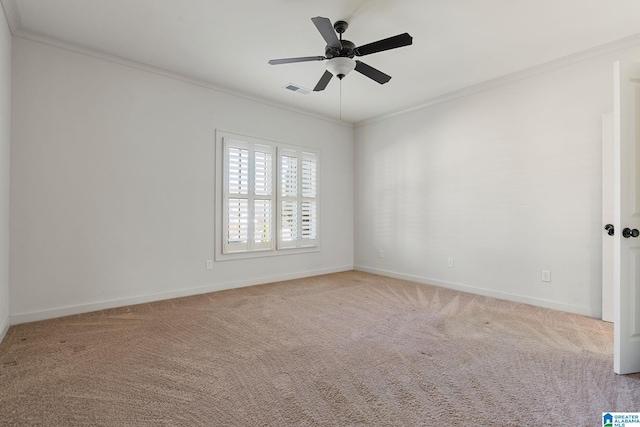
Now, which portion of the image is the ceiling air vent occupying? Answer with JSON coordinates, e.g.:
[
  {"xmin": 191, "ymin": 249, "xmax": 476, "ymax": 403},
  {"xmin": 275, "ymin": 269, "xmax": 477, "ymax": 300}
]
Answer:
[{"xmin": 283, "ymin": 84, "xmax": 310, "ymax": 95}]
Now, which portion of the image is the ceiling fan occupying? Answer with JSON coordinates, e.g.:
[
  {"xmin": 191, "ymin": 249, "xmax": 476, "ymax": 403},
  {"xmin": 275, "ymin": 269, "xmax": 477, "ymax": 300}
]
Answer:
[{"xmin": 268, "ymin": 17, "xmax": 413, "ymax": 92}]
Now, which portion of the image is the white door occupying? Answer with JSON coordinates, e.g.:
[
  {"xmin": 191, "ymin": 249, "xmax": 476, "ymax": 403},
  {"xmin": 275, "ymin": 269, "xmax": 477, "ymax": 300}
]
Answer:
[
  {"xmin": 603, "ymin": 112, "xmax": 614, "ymax": 323},
  {"xmin": 613, "ymin": 60, "xmax": 640, "ymax": 375}
]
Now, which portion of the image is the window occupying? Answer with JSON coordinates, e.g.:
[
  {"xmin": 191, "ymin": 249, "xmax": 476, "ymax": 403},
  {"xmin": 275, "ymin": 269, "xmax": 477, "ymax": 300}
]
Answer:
[{"xmin": 216, "ymin": 131, "xmax": 319, "ymax": 260}]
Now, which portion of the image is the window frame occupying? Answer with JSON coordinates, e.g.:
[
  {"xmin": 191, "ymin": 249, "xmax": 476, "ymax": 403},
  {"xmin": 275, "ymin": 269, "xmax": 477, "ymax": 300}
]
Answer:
[{"xmin": 215, "ymin": 130, "xmax": 320, "ymax": 261}]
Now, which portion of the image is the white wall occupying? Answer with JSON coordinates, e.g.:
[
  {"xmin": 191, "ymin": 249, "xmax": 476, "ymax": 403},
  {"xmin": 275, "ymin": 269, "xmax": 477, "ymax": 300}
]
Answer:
[
  {"xmin": 10, "ymin": 37, "xmax": 354, "ymax": 322},
  {"xmin": 0, "ymin": 10, "xmax": 11, "ymax": 339},
  {"xmin": 355, "ymin": 45, "xmax": 640, "ymax": 318}
]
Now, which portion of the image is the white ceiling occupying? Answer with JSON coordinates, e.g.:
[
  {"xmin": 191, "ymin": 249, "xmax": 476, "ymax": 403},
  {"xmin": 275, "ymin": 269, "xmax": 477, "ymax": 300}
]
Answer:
[{"xmin": 4, "ymin": 0, "xmax": 640, "ymax": 123}]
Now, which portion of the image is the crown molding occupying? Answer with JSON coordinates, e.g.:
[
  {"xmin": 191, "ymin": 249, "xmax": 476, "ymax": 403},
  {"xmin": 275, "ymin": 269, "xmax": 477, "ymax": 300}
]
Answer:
[
  {"xmin": 14, "ymin": 13, "xmax": 640, "ymax": 130},
  {"xmin": 13, "ymin": 28, "xmax": 354, "ymax": 129},
  {"xmin": 0, "ymin": 0, "xmax": 21, "ymax": 34},
  {"xmin": 355, "ymin": 32, "xmax": 640, "ymax": 128}
]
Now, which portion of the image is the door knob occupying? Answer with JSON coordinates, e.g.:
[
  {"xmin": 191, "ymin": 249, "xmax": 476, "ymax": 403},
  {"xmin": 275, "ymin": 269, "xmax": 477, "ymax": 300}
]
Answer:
[
  {"xmin": 622, "ymin": 228, "xmax": 639, "ymax": 238},
  {"xmin": 605, "ymin": 224, "xmax": 615, "ymax": 236}
]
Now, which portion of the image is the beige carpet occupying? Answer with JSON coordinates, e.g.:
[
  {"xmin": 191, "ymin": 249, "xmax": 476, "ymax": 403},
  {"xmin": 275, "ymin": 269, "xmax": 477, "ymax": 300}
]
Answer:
[{"xmin": 0, "ymin": 271, "xmax": 638, "ymax": 426}]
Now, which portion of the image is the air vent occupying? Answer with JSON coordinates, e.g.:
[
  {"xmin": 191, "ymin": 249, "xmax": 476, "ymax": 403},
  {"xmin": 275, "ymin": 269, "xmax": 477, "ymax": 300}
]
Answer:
[{"xmin": 283, "ymin": 84, "xmax": 310, "ymax": 95}]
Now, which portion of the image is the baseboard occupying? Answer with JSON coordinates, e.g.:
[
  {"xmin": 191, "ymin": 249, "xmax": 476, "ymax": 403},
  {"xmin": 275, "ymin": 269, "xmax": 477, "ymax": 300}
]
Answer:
[
  {"xmin": 11, "ymin": 265, "xmax": 354, "ymax": 325},
  {"xmin": 355, "ymin": 265, "xmax": 595, "ymax": 317},
  {"xmin": 0, "ymin": 315, "xmax": 9, "ymax": 344}
]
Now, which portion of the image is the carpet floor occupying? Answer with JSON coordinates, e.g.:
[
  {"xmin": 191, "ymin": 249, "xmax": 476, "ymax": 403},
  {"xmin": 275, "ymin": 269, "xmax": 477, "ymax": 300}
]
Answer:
[{"xmin": 0, "ymin": 271, "xmax": 638, "ymax": 426}]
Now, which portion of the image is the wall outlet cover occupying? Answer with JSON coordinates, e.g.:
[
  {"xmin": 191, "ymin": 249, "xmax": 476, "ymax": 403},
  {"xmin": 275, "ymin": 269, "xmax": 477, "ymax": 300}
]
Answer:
[{"xmin": 541, "ymin": 270, "xmax": 551, "ymax": 282}]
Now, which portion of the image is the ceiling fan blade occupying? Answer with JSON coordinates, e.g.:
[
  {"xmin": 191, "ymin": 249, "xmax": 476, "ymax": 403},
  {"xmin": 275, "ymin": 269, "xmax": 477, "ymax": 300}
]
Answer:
[
  {"xmin": 355, "ymin": 33, "xmax": 413, "ymax": 56},
  {"xmin": 311, "ymin": 17, "xmax": 342, "ymax": 49},
  {"xmin": 313, "ymin": 70, "xmax": 333, "ymax": 91},
  {"xmin": 354, "ymin": 60, "xmax": 391, "ymax": 84},
  {"xmin": 268, "ymin": 56, "xmax": 326, "ymax": 65}
]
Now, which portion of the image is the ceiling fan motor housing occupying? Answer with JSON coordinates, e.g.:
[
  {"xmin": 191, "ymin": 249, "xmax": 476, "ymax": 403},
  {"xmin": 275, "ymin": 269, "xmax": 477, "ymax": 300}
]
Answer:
[{"xmin": 325, "ymin": 40, "xmax": 356, "ymax": 59}]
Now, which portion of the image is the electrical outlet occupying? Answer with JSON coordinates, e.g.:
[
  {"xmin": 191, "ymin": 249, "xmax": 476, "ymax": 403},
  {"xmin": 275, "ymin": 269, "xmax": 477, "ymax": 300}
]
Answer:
[
  {"xmin": 206, "ymin": 260, "xmax": 213, "ymax": 270},
  {"xmin": 541, "ymin": 270, "xmax": 551, "ymax": 282},
  {"xmin": 447, "ymin": 258, "xmax": 454, "ymax": 268},
  {"xmin": 379, "ymin": 249, "xmax": 384, "ymax": 258}
]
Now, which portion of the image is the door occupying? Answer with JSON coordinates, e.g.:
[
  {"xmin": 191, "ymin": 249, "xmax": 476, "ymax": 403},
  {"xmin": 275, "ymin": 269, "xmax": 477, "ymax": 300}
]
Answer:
[
  {"xmin": 613, "ymin": 60, "xmax": 640, "ymax": 374},
  {"xmin": 603, "ymin": 112, "xmax": 614, "ymax": 323}
]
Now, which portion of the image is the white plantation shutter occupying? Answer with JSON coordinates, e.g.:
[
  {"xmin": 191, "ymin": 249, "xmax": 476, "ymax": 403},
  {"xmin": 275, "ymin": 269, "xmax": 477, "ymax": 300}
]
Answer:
[
  {"xmin": 223, "ymin": 139, "xmax": 275, "ymax": 253},
  {"xmin": 278, "ymin": 149, "xmax": 318, "ymax": 249},
  {"xmin": 279, "ymin": 153, "xmax": 298, "ymax": 248},
  {"xmin": 228, "ymin": 198, "xmax": 249, "ymax": 245},
  {"xmin": 217, "ymin": 131, "xmax": 318, "ymax": 259},
  {"xmin": 254, "ymin": 149, "xmax": 272, "ymax": 196},
  {"xmin": 302, "ymin": 157, "xmax": 317, "ymax": 198},
  {"xmin": 301, "ymin": 155, "xmax": 317, "ymax": 243},
  {"xmin": 254, "ymin": 199, "xmax": 272, "ymax": 243},
  {"xmin": 281, "ymin": 200, "xmax": 297, "ymax": 242},
  {"xmin": 228, "ymin": 147, "xmax": 249, "ymax": 195},
  {"xmin": 252, "ymin": 145, "xmax": 274, "ymax": 250},
  {"xmin": 224, "ymin": 142, "xmax": 250, "ymax": 252},
  {"xmin": 301, "ymin": 201, "xmax": 316, "ymax": 240},
  {"xmin": 281, "ymin": 155, "xmax": 298, "ymax": 197}
]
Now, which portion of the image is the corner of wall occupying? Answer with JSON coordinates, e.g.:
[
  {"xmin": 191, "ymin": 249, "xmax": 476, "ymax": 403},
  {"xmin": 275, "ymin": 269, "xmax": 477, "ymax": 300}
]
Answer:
[
  {"xmin": 0, "ymin": 0, "xmax": 11, "ymax": 345},
  {"xmin": 0, "ymin": 315, "xmax": 9, "ymax": 343},
  {"xmin": 0, "ymin": 0, "xmax": 22, "ymax": 34}
]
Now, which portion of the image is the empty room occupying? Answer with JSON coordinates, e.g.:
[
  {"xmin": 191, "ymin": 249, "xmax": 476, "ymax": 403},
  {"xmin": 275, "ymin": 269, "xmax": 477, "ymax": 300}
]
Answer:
[{"xmin": 1, "ymin": 1, "xmax": 640, "ymax": 425}]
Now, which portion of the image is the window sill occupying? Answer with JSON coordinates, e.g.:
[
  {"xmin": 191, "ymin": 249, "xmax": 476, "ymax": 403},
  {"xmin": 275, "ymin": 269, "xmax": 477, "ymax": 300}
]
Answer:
[{"xmin": 214, "ymin": 246, "xmax": 320, "ymax": 262}]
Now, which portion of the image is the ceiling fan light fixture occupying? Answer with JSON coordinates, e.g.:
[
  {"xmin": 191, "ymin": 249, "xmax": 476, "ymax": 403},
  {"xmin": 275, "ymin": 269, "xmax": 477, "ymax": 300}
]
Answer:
[{"xmin": 326, "ymin": 57, "xmax": 356, "ymax": 80}]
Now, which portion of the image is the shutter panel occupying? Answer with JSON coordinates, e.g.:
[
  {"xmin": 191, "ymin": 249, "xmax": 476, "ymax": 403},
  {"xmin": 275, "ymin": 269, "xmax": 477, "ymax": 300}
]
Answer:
[
  {"xmin": 228, "ymin": 147, "xmax": 249, "ymax": 195},
  {"xmin": 254, "ymin": 149, "xmax": 273, "ymax": 196},
  {"xmin": 278, "ymin": 151, "xmax": 299, "ymax": 248},
  {"xmin": 224, "ymin": 141, "xmax": 250, "ymax": 252},
  {"xmin": 223, "ymin": 138, "xmax": 275, "ymax": 253},
  {"xmin": 253, "ymin": 145, "xmax": 275, "ymax": 250},
  {"xmin": 278, "ymin": 149, "xmax": 318, "ymax": 249},
  {"xmin": 254, "ymin": 199, "xmax": 272, "ymax": 244},
  {"xmin": 223, "ymin": 139, "xmax": 275, "ymax": 253},
  {"xmin": 302, "ymin": 157, "xmax": 317, "ymax": 198},
  {"xmin": 300, "ymin": 153, "xmax": 317, "ymax": 246},
  {"xmin": 227, "ymin": 198, "xmax": 249, "ymax": 250},
  {"xmin": 281, "ymin": 200, "xmax": 298, "ymax": 243},
  {"xmin": 281, "ymin": 155, "xmax": 298, "ymax": 197},
  {"xmin": 301, "ymin": 201, "xmax": 316, "ymax": 240}
]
